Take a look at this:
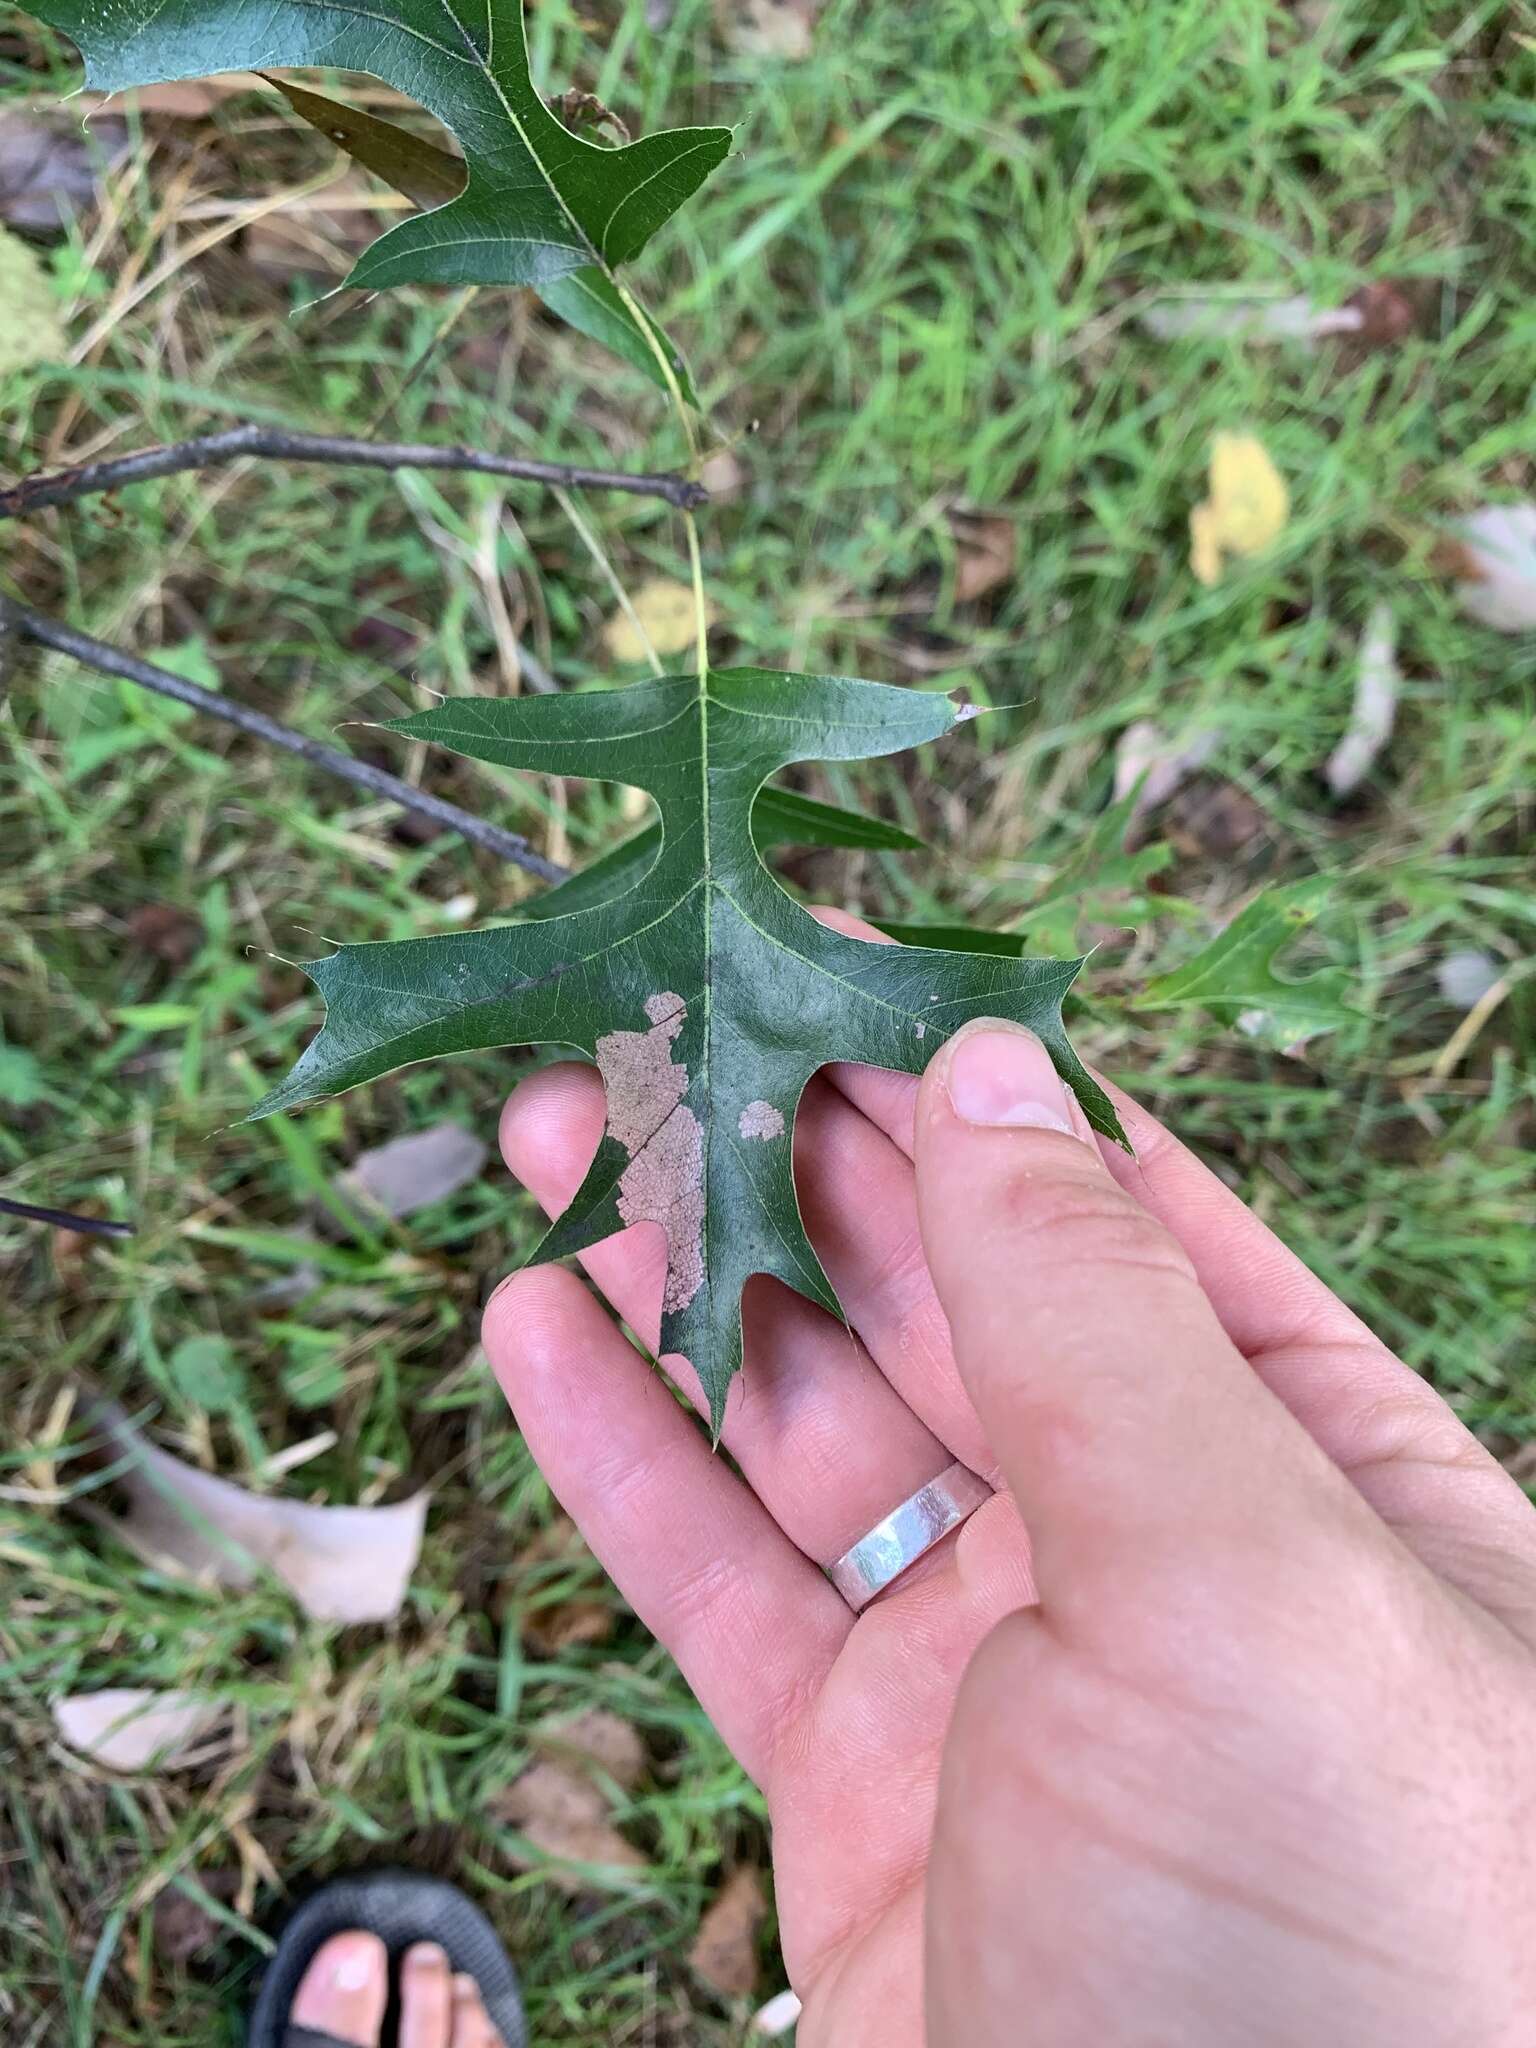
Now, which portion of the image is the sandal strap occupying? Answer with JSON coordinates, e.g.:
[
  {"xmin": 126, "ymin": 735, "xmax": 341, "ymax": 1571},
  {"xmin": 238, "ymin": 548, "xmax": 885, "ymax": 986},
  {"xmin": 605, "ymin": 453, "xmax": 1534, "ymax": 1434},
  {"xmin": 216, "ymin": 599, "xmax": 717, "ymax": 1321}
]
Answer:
[{"xmin": 284, "ymin": 2029, "xmax": 360, "ymax": 2048}]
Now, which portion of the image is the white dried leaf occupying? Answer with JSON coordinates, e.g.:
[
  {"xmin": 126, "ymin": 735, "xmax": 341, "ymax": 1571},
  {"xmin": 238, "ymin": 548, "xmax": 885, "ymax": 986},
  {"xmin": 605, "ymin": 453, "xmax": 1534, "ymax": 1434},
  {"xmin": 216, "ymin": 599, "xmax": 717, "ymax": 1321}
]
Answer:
[
  {"xmin": 1437, "ymin": 949, "xmax": 1500, "ymax": 1010},
  {"xmin": 1113, "ymin": 720, "xmax": 1222, "ymax": 817},
  {"xmin": 53, "ymin": 1688, "xmax": 223, "ymax": 1772},
  {"xmin": 1326, "ymin": 601, "xmax": 1399, "ymax": 796},
  {"xmin": 91, "ymin": 1402, "xmax": 426, "ymax": 1623},
  {"xmin": 1140, "ymin": 293, "xmax": 1362, "ymax": 347},
  {"xmin": 1453, "ymin": 503, "xmax": 1536, "ymax": 633},
  {"xmin": 338, "ymin": 1121, "xmax": 488, "ymax": 1220}
]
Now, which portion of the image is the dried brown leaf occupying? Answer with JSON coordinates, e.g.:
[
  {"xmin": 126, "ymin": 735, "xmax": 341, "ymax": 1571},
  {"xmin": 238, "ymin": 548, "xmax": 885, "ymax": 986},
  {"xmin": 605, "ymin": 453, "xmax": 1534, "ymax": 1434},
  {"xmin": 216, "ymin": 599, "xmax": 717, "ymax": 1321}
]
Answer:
[
  {"xmin": 690, "ymin": 1866, "xmax": 768, "ymax": 1999},
  {"xmin": 128, "ymin": 902, "xmax": 205, "ymax": 967},
  {"xmin": 949, "ymin": 508, "xmax": 1016, "ymax": 605},
  {"xmin": 1341, "ymin": 280, "xmax": 1417, "ymax": 351},
  {"xmin": 0, "ymin": 111, "xmax": 128, "ymax": 230},
  {"xmin": 102, "ymin": 74, "xmax": 265, "ymax": 115},
  {"xmin": 522, "ymin": 1597, "xmax": 614, "ymax": 1655},
  {"xmin": 152, "ymin": 1871, "xmax": 239, "ymax": 1965},
  {"xmin": 493, "ymin": 1761, "xmax": 648, "ymax": 1891},
  {"xmin": 242, "ymin": 175, "xmax": 387, "ymax": 277},
  {"xmin": 533, "ymin": 1708, "xmax": 646, "ymax": 1790},
  {"xmin": 518, "ymin": 1515, "xmax": 616, "ymax": 1654},
  {"xmin": 1164, "ymin": 780, "xmax": 1268, "ymax": 861}
]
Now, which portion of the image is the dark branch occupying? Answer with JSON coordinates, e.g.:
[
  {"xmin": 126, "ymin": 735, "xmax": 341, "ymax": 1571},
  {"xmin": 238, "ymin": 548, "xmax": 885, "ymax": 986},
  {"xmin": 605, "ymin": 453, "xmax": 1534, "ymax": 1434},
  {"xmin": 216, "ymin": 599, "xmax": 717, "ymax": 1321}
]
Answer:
[
  {"xmin": 0, "ymin": 597, "xmax": 570, "ymax": 884},
  {"xmin": 0, "ymin": 422, "xmax": 708, "ymax": 521},
  {"xmin": 0, "ymin": 1196, "xmax": 135, "ymax": 1237}
]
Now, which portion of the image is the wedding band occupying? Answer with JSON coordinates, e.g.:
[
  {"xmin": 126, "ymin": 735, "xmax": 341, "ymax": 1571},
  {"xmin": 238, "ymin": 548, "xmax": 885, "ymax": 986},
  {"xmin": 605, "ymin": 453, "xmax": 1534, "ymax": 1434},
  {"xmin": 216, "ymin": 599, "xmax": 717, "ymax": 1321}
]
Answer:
[{"xmin": 827, "ymin": 1462, "xmax": 993, "ymax": 1611}]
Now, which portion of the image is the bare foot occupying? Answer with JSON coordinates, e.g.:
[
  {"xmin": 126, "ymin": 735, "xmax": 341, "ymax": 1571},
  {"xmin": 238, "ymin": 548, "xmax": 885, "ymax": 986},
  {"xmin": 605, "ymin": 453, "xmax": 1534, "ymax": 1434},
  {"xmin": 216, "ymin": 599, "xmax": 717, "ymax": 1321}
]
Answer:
[{"xmin": 289, "ymin": 1931, "xmax": 504, "ymax": 2047}]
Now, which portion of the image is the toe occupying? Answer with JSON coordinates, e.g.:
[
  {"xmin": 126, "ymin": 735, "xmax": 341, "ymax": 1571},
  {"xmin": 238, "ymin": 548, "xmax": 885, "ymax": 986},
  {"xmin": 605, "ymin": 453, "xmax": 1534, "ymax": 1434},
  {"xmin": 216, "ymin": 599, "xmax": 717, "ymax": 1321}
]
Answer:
[
  {"xmin": 288, "ymin": 1931, "xmax": 388, "ymax": 2048},
  {"xmin": 399, "ymin": 1941, "xmax": 454, "ymax": 2048},
  {"xmin": 452, "ymin": 1971, "xmax": 503, "ymax": 2048}
]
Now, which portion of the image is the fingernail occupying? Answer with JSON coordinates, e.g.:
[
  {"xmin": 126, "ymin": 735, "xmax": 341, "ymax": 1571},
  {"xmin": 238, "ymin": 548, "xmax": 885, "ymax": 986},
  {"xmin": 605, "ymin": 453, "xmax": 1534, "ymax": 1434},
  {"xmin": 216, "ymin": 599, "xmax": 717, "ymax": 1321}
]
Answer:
[{"xmin": 944, "ymin": 1022, "xmax": 1078, "ymax": 1134}]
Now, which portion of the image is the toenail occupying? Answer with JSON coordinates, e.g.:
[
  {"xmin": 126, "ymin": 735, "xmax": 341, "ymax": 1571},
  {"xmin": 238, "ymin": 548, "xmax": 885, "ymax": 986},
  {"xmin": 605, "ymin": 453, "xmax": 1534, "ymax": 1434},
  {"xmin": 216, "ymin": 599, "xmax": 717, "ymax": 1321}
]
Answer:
[
  {"xmin": 332, "ymin": 1948, "xmax": 375, "ymax": 1992},
  {"xmin": 406, "ymin": 1941, "xmax": 448, "ymax": 1969}
]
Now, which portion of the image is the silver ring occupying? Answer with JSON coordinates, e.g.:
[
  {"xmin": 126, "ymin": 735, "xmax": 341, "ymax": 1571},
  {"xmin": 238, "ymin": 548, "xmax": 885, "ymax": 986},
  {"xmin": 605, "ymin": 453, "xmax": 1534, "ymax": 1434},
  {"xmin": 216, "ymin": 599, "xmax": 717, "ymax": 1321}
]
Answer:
[{"xmin": 827, "ymin": 1462, "xmax": 993, "ymax": 1611}]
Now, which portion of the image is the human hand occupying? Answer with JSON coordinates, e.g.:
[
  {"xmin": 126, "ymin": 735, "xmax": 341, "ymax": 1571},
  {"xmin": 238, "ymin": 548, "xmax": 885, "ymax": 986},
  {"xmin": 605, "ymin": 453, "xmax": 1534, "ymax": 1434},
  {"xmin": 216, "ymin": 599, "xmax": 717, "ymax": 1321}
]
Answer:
[{"xmin": 482, "ymin": 910, "xmax": 1536, "ymax": 2046}]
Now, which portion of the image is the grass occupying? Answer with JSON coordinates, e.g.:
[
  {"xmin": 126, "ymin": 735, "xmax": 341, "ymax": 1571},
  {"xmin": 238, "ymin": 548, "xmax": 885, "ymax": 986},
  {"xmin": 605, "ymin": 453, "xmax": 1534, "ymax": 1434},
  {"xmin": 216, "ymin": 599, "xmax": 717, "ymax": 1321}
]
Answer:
[{"xmin": 2, "ymin": 0, "xmax": 1534, "ymax": 2038}]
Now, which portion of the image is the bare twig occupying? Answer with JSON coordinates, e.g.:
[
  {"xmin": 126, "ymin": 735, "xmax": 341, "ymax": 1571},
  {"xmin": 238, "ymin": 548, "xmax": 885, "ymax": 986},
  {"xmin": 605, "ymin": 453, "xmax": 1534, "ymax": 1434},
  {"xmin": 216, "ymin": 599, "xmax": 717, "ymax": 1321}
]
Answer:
[
  {"xmin": 0, "ymin": 421, "xmax": 708, "ymax": 521},
  {"xmin": 0, "ymin": 1196, "xmax": 134, "ymax": 1238},
  {"xmin": 0, "ymin": 596, "xmax": 570, "ymax": 883}
]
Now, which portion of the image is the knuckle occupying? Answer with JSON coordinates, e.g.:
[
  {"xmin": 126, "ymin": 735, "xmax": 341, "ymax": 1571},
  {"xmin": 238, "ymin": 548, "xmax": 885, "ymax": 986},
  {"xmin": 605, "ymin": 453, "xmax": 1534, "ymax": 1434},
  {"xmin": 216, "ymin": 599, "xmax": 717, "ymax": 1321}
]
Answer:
[
  {"xmin": 993, "ymin": 1167, "xmax": 1198, "ymax": 1291},
  {"xmin": 864, "ymin": 1217, "xmax": 930, "ymax": 1302},
  {"xmin": 661, "ymin": 1544, "xmax": 742, "ymax": 1634}
]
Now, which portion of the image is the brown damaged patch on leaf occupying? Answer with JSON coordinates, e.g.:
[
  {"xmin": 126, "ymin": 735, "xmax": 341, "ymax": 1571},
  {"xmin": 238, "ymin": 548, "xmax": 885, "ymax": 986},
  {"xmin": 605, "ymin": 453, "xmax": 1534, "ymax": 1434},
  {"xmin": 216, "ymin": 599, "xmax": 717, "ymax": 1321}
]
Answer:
[
  {"xmin": 493, "ymin": 1761, "xmax": 648, "ymax": 1891},
  {"xmin": 738, "ymin": 1099, "xmax": 785, "ymax": 1141},
  {"xmin": 689, "ymin": 1865, "xmax": 769, "ymax": 1999},
  {"xmin": 596, "ymin": 994, "xmax": 704, "ymax": 1314}
]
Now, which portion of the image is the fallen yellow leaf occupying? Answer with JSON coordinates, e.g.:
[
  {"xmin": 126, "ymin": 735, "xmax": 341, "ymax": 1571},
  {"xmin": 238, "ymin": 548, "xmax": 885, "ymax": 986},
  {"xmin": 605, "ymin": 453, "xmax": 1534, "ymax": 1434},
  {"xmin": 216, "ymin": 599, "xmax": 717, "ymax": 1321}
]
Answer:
[
  {"xmin": 601, "ymin": 577, "xmax": 715, "ymax": 664},
  {"xmin": 1189, "ymin": 432, "xmax": 1289, "ymax": 586},
  {"xmin": 0, "ymin": 227, "xmax": 66, "ymax": 378}
]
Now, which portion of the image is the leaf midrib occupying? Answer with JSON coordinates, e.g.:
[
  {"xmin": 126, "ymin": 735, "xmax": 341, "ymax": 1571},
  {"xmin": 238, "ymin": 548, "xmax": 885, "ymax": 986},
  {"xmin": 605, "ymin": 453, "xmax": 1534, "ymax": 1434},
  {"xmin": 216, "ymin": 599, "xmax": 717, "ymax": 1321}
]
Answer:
[
  {"xmin": 292, "ymin": 0, "xmax": 599, "ymax": 268},
  {"xmin": 697, "ymin": 659, "xmax": 715, "ymax": 1352}
]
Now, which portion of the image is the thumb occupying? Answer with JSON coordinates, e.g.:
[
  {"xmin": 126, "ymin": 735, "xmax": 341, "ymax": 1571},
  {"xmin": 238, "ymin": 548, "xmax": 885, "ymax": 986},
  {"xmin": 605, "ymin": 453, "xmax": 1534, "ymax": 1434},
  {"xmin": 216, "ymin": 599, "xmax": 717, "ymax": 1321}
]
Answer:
[{"xmin": 915, "ymin": 1019, "xmax": 1345, "ymax": 1625}]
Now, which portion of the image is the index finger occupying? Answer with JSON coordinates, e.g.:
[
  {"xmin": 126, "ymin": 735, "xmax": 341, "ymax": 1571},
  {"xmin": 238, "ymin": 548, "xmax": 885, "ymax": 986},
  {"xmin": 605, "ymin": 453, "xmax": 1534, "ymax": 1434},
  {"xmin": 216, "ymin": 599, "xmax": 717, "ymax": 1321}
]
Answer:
[{"xmin": 809, "ymin": 912, "xmax": 1483, "ymax": 1471}]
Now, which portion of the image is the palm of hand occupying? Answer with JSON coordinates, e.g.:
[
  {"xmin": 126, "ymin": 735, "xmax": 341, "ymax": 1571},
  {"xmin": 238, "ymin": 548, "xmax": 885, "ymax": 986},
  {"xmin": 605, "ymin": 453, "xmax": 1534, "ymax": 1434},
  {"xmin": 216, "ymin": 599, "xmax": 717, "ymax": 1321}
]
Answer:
[
  {"xmin": 484, "ymin": 917, "xmax": 1536, "ymax": 2046},
  {"xmin": 486, "ymin": 1030, "xmax": 1027, "ymax": 2039}
]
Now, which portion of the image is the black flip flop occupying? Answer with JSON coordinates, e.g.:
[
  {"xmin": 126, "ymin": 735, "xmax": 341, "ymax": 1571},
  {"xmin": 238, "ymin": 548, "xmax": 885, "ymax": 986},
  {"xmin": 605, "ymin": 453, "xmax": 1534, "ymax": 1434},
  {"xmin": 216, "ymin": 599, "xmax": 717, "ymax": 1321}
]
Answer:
[{"xmin": 247, "ymin": 1869, "xmax": 526, "ymax": 2048}]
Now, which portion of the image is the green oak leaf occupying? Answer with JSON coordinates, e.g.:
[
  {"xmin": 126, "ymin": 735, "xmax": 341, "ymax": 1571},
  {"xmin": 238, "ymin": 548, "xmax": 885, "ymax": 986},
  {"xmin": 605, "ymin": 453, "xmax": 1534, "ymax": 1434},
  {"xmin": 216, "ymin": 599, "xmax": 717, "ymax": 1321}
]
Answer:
[
  {"xmin": 523, "ymin": 786, "xmax": 923, "ymax": 924},
  {"xmin": 253, "ymin": 669, "xmax": 1125, "ymax": 1428},
  {"xmin": 870, "ymin": 920, "xmax": 1031, "ymax": 958},
  {"xmin": 24, "ymin": 0, "xmax": 728, "ymax": 381},
  {"xmin": 1137, "ymin": 878, "xmax": 1353, "ymax": 1028},
  {"xmin": 264, "ymin": 75, "xmax": 700, "ymax": 401}
]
